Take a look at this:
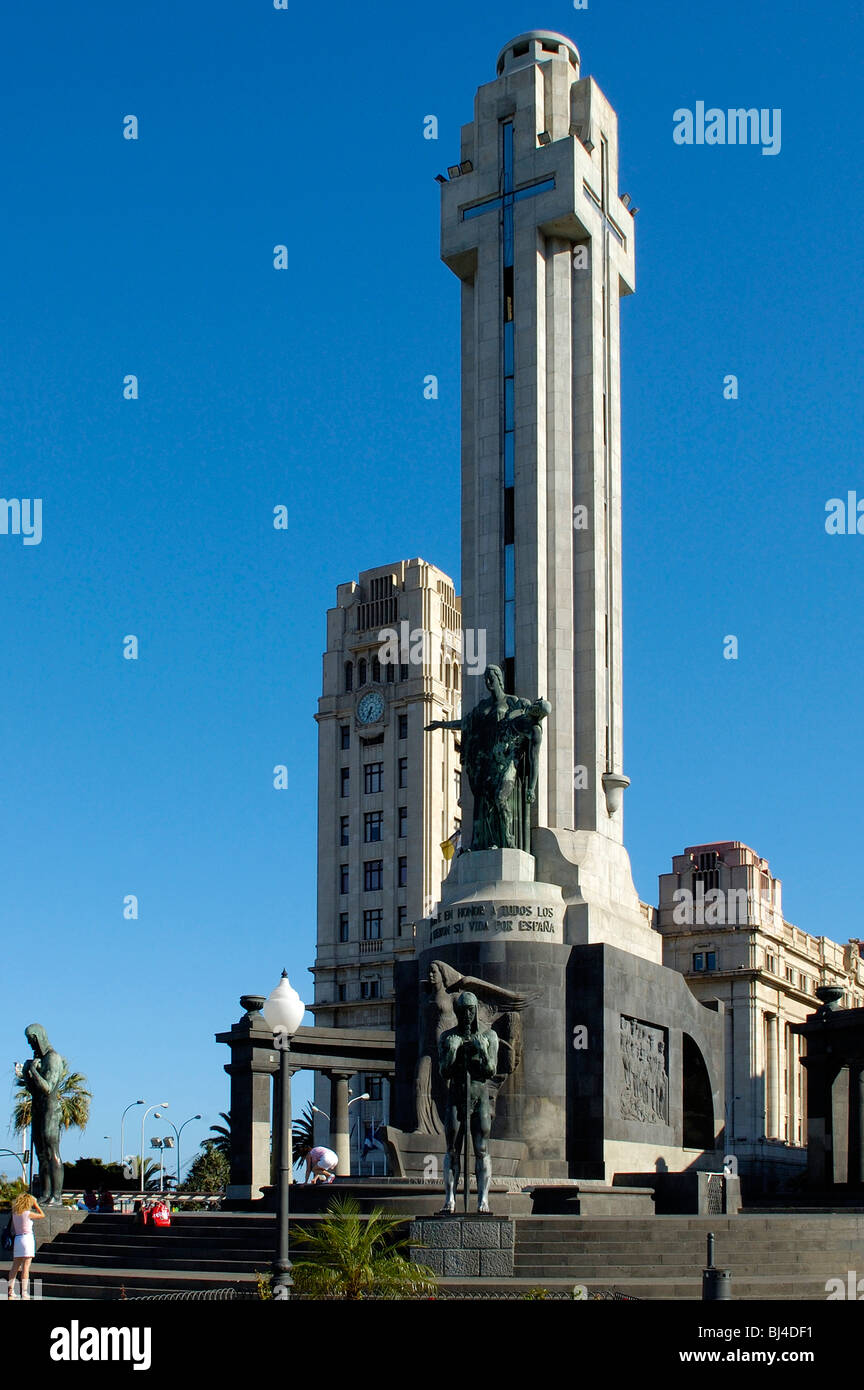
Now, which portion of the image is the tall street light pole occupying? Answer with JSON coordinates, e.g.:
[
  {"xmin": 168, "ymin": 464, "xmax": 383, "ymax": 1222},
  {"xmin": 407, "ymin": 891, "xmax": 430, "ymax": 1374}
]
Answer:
[
  {"xmin": 262, "ymin": 970, "xmax": 305, "ymax": 1297},
  {"xmin": 159, "ymin": 1114, "xmax": 202, "ymax": 1185},
  {"xmin": 139, "ymin": 1103, "xmax": 169, "ymax": 1195},
  {"xmin": 120, "ymin": 1100, "xmax": 144, "ymax": 1174}
]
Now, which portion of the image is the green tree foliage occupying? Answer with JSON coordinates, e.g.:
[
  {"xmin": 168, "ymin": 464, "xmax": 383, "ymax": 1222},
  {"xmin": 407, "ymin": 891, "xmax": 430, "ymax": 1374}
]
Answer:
[
  {"xmin": 180, "ymin": 1143, "xmax": 229, "ymax": 1194},
  {"xmin": 13, "ymin": 1067, "xmax": 92, "ymax": 1136},
  {"xmin": 0, "ymin": 1174, "xmax": 28, "ymax": 1203},
  {"xmin": 290, "ymin": 1196, "xmax": 437, "ymax": 1300},
  {"xmin": 207, "ymin": 1113, "xmax": 231, "ymax": 1158},
  {"xmin": 63, "ymin": 1157, "xmax": 127, "ymax": 1190},
  {"xmin": 292, "ymin": 1103, "xmax": 316, "ymax": 1170}
]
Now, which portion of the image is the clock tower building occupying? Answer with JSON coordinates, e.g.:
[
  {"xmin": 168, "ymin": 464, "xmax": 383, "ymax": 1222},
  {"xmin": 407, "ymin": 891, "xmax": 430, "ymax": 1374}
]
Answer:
[{"xmin": 309, "ymin": 558, "xmax": 462, "ymax": 1166}]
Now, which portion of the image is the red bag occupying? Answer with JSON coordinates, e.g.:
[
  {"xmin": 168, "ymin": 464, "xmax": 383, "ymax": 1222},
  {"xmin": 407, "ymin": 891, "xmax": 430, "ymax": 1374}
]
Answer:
[{"xmin": 151, "ymin": 1202, "xmax": 171, "ymax": 1227}]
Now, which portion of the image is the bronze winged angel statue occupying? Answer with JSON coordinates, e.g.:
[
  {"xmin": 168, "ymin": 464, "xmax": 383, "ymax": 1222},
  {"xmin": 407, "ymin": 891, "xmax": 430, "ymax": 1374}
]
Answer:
[{"xmin": 412, "ymin": 958, "xmax": 537, "ymax": 1135}]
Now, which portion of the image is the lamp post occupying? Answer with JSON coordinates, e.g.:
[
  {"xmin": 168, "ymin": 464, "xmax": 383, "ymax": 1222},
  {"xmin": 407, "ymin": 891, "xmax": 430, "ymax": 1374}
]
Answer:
[
  {"xmin": 120, "ymin": 1100, "xmax": 144, "ymax": 1174},
  {"xmin": 140, "ymin": 1103, "xmax": 169, "ymax": 1195},
  {"xmin": 262, "ymin": 970, "xmax": 305, "ymax": 1296},
  {"xmin": 157, "ymin": 1115, "xmax": 202, "ymax": 1185},
  {"xmin": 311, "ymin": 1094, "xmax": 370, "ymax": 1175},
  {"xmin": 0, "ymin": 1150, "xmax": 27, "ymax": 1183},
  {"xmin": 103, "ymin": 1136, "xmax": 113, "ymax": 1164}
]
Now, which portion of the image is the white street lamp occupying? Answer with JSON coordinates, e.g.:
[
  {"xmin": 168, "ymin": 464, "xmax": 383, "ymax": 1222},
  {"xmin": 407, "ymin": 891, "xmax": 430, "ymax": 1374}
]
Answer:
[
  {"xmin": 140, "ymin": 1103, "xmax": 169, "ymax": 1194},
  {"xmin": 120, "ymin": 1100, "xmax": 144, "ymax": 1176},
  {"xmin": 262, "ymin": 970, "xmax": 306, "ymax": 1295}
]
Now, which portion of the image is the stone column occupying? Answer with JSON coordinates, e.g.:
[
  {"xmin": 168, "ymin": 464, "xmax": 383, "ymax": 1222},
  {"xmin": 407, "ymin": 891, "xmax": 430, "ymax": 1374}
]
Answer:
[
  {"xmin": 272, "ymin": 1065, "xmax": 296, "ymax": 1183},
  {"xmin": 219, "ymin": 1000, "xmax": 278, "ymax": 1204},
  {"xmin": 857, "ymin": 1064, "xmax": 864, "ymax": 1186},
  {"xmin": 328, "ymin": 1072, "xmax": 352, "ymax": 1177},
  {"xmin": 765, "ymin": 1013, "xmax": 779, "ymax": 1138}
]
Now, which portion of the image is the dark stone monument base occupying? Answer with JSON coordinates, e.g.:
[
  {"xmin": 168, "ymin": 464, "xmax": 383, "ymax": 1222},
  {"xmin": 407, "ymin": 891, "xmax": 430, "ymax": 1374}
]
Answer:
[
  {"xmin": 409, "ymin": 1214, "xmax": 515, "ymax": 1279},
  {"xmin": 381, "ymin": 1127, "xmax": 527, "ymax": 1180},
  {"xmin": 395, "ymin": 939, "xmax": 726, "ymax": 1181},
  {"xmin": 530, "ymin": 1182, "xmax": 655, "ymax": 1216},
  {"xmin": 614, "ymin": 1171, "xmax": 742, "ymax": 1215}
]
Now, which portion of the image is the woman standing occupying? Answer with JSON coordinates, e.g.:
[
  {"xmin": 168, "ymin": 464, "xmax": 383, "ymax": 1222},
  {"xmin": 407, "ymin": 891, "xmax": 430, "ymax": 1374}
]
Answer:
[{"xmin": 7, "ymin": 1193, "xmax": 44, "ymax": 1299}]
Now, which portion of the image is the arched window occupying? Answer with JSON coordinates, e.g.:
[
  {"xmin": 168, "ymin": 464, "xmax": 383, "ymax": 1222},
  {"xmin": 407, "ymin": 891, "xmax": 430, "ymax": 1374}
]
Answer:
[
  {"xmin": 344, "ymin": 662, "xmax": 353, "ymax": 693},
  {"xmin": 444, "ymin": 662, "xmax": 451, "ymax": 689},
  {"xmin": 358, "ymin": 658, "xmax": 367, "ymax": 687},
  {"xmin": 372, "ymin": 656, "xmax": 381, "ymax": 684}
]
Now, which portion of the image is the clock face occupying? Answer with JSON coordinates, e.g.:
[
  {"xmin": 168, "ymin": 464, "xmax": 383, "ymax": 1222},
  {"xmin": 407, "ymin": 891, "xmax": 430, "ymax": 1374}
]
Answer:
[{"xmin": 357, "ymin": 692, "xmax": 385, "ymax": 725}]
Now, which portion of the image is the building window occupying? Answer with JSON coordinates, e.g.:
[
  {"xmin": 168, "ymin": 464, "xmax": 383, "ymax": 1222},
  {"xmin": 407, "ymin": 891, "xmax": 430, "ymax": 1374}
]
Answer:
[
  {"xmin": 340, "ymin": 725, "xmax": 350, "ymax": 750},
  {"xmin": 358, "ymin": 658, "xmax": 367, "ymax": 686},
  {"xmin": 398, "ymin": 855, "xmax": 408, "ymax": 887},
  {"xmin": 397, "ymin": 905, "xmax": 407, "ymax": 936},
  {"xmin": 344, "ymin": 663, "xmax": 353, "ymax": 693},
  {"xmin": 364, "ymin": 762, "xmax": 384, "ymax": 794},
  {"xmin": 337, "ymin": 983, "xmax": 347, "ymax": 1002},
  {"xmin": 340, "ymin": 865, "xmax": 349, "ymax": 894},
  {"xmin": 692, "ymin": 953, "xmax": 704, "ymax": 972},
  {"xmin": 398, "ymin": 713, "xmax": 408, "ymax": 739},
  {"xmin": 366, "ymin": 1075, "xmax": 383, "ymax": 1101},
  {"xmin": 340, "ymin": 815, "xmax": 350, "ymax": 846},
  {"xmin": 398, "ymin": 757, "xmax": 408, "ymax": 789},
  {"xmin": 338, "ymin": 913, "xmax": 349, "ymax": 942},
  {"xmin": 385, "ymin": 664, "xmax": 394, "ymax": 683},
  {"xmin": 399, "ymin": 663, "xmax": 410, "ymax": 682},
  {"xmin": 786, "ymin": 966, "xmax": 795, "ymax": 983},
  {"xmin": 363, "ymin": 909, "xmax": 382, "ymax": 940},
  {"xmin": 360, "ymin": 977, "xmax": 381, "ymax": 1000},
  {"xmin": 766, "ymin": 953, "xmax": 776, "ymax": 974},
  {"xmin": 706, "ymin": 951, "xmax": 717, "ymax": 971},
  {"xmin": 398, "ymin": 807, "xmax": 407, "ymax": 838},
  {"xmin": 372, "ymin": 656, "xmax": 381, "ymax": 683},
  {"xmin": 364, "ymin": 860, "xmax": 383, "ymax": 891},
  {"xmin": 364, "ymin": 811, "xmax": 383, "ymax": 843},
  {"xmin": 340, "ymin": 768, "xmax": 350, "ymax": 798},
  {"xmin": 454, "ymin": 769, "xmax": 462, "ymax": 803}
]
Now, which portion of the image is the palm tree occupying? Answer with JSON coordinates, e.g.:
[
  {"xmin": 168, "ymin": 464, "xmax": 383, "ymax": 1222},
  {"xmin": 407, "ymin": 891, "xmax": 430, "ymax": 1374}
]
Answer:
[
  {"xmin": 207, "ymin": 1113, "xmax": 230, "ymax": 1158},
  {"xmin": 290, "ymin": 1195, "xmax": 437, "ymax": 1300},
  {"xmin": 292, "ymin": 1103, "xmax": 316, "ymax": 1171},
  {"xmin": 12, "ymin": 1066, "xmax": 92, "ymax": 1136}
]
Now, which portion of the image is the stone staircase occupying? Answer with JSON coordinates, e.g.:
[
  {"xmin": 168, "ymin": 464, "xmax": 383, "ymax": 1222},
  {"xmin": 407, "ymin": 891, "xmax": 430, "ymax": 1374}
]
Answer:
[
  {"xmin": 31, "ymin": 1209, "xmax": 864, "ymax": 1301},
  {"xmin": 511, "ymin": 1214, "xmax": 864, "ymax": 1299},
  {"xmin": 33, "ymin": 1213, "xmax": 278, "ymax": 1300}
]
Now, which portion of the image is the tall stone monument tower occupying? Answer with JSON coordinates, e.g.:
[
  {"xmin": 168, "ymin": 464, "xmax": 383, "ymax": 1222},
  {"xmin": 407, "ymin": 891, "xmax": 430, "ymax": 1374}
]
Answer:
[
  {"xmin": 392, "ymin": 34, "xmax": 726, "ymax": 1186},
  {"xmin": 441, "ymin": 31, "xmax": 655, "ymax": 962}
]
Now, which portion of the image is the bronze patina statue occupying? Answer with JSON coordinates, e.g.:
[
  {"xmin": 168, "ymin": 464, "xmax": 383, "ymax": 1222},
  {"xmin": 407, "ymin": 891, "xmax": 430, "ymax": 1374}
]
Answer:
[
  {"xmin": 438, "ymin": 991, "xmax": 499, "ymax": 1213},
  {"xmin": 16, "ymin": 1024, "xmax": 66, "ymax": 1204},
  {"xmin": 414, "ymin": 960, "xmax": 534, "ymax": 1136},
  {"xmin": 426, "ymin": 664, "xmax": 550, "ymax": 852}
]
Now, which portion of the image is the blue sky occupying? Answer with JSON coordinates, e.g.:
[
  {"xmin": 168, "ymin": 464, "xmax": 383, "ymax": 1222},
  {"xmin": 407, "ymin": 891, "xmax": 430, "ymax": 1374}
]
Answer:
[{"xmin": 1, "ymin": 0, "xmax": 862, "ymax": 1170}]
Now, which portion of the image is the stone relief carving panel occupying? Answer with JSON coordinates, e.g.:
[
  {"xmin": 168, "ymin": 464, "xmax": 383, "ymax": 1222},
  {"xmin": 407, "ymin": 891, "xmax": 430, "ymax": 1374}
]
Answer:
[{"xmin": 620, "ymin": 1016, "xmax": 669, "ymax": 1124}]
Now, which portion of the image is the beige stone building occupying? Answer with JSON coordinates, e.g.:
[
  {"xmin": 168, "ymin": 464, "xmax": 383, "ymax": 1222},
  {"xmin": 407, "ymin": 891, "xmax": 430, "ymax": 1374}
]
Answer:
[
  {"xmin": 657, "ymin": 841, "xmax": 864, "ymax": 1185},
  {"xmin": 309, "ymin": 558, "xmax": 462, "ymax": 1169}
]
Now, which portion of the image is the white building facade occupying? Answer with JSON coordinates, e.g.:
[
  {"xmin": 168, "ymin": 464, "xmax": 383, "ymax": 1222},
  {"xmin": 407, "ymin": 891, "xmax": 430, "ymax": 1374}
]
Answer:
[
  {"xmin": 309, "ymin": 558, "xmax": 462, "ymax": 1170},
  {"xmin": 657, "ymin": 841, "xmax": 864, "ymax": 1185}
]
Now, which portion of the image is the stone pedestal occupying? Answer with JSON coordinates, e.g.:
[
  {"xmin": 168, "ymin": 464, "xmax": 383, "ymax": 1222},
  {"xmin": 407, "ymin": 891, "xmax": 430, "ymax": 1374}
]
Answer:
[
  {"xmin": 394, "ymin": 849, "xmax": 726, "ymax": 1184},
  {"xmin": 409, "ymin": 1215, "xmax": 515, "ymax": 1279}
]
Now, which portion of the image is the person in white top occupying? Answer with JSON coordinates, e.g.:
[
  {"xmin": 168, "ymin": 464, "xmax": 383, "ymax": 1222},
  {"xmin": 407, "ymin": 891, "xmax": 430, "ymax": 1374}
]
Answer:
[
  {"xmin": 304, "ymin": 1146, "xmax": 338, "ymax": 1184},
  {"xmin": 7, "ymin": 1193, "xmax": 44, "ymax": 1300}
]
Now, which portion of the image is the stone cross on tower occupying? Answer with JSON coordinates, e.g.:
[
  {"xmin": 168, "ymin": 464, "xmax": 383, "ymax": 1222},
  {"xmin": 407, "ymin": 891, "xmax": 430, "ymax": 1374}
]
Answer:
[{"xmin": 441, "ymin": 31, "xmax": 636, "ymax": 847}]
